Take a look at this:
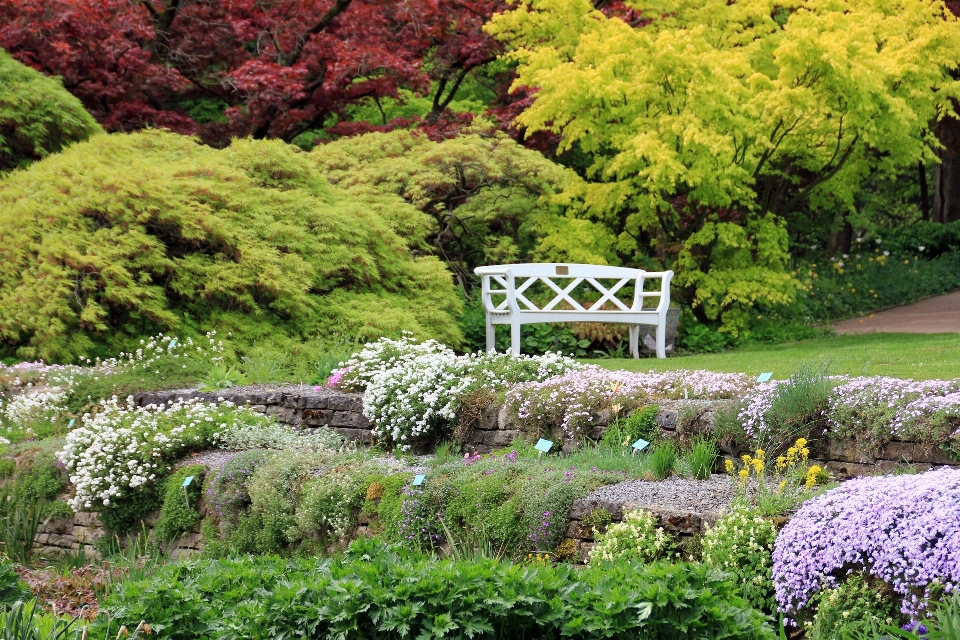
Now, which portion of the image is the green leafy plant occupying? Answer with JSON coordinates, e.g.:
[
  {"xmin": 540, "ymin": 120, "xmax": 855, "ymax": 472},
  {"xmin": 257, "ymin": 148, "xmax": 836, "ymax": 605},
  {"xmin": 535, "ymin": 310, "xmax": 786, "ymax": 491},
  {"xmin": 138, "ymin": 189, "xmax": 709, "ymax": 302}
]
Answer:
[
  {"xmin": 581, "ymin": 507, "xmax": 613, "ymax": 536},
  {"xmin": 200, "ymin": 363, "xmax": 246, "ymax": 391},
  {"xmin": 0, "ymin": 562, "xmax": 27, "ymax": 605},
  {"xmin": 702, "ymin": 502, "xmax": 778, "ymax": 614},
  {"xmin": 96, "ymin": 540, "xmax": 775, "ymax": 640},
  {"xmin": 647, "ymin": 442, "xmax": 677, "ymax": 480},
  {"xmin": 153, "ymin": 466, "xmax": 205, "ymax": 542},
  {"xmin": 807, "ymin": 574, "xmax": 901, "ymax": 639},
  {"xmin": 0, "ymin": 486, "xmax": 44, "ymax": 565},
  {"xmin": 757, "ymin": 362, "xmax": 836, "ymax": 455},
  {"xmin": 589, "ymin": 509, "xmax": 675, "ymax": 565},
  {"xmin": 600, "ymin": 404, "xmax": 660, "ymax": 449},
  {"xmin": 683, "ymin": 437, "xmax": 718, "ymax": 480},
  {"xmin": 0, "ymin": 49, "xmax": 101, "ymax": 173}
]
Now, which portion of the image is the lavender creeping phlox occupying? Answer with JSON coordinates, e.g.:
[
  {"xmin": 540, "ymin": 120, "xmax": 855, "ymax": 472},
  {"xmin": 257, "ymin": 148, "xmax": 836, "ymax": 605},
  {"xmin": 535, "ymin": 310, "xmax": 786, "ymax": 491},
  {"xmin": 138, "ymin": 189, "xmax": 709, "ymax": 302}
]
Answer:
[
  {"xmin": 773, "ymin": 467, "xmax": 960, "ymax": 620},
  {"xmin": 505, "ymin": 366, "xmax": 752, "ymax": 440}
]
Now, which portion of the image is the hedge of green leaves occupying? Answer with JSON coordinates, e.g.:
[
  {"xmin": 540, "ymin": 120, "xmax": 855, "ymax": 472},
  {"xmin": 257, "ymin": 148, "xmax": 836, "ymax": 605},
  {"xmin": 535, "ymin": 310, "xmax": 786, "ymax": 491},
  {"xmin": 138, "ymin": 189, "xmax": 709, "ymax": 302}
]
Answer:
[
  {"xmin": 97, "ymin": 539, "xmax": 774, "ymax": 640},
  {"xmin": 0, "ymin": 130, "xmax": 461, "ymax": 362}
]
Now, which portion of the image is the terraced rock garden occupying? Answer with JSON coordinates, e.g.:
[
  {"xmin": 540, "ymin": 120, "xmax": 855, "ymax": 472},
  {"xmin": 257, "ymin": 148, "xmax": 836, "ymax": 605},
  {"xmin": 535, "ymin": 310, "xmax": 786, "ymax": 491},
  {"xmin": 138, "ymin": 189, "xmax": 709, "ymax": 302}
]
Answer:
[{"xmin": 1, "ymin": 334, "xmax": 959, "ymax": 639}]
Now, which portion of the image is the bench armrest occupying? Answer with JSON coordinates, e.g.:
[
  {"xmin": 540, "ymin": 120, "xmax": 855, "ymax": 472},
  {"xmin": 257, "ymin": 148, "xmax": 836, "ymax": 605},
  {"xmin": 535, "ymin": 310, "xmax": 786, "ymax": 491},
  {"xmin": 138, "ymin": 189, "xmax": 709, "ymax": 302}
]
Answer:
[
  {"xmin": 632, "ymin": 270, "xmax": 674, "ymax": 313},
  {"xmin": 474, "ymin": 266, "xmax": 518, "ymax": 314}
]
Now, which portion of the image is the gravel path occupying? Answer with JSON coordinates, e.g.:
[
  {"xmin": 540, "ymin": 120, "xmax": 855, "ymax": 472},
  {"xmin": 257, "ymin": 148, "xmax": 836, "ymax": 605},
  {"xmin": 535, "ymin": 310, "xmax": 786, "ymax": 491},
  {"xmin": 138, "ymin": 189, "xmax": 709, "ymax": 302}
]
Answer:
[
  {"xmin": 834, "ymin": 289, "xmax": 960, "ymax": 334},
  {"xmin": 585, "ymin": 474, "xmax": 741, "ymax": 513}
]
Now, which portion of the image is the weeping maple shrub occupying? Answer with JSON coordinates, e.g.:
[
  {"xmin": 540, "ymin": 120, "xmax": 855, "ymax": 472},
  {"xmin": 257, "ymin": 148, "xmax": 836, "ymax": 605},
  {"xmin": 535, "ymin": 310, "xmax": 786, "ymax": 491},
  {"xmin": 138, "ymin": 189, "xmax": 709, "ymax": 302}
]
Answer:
[
  {"xmin": 0, "ymin": 49, "xmax": 101, "ymax": 172},
  {"xmin": 0, "ymin": 130, "xmax": 461, "ymax": 362}
]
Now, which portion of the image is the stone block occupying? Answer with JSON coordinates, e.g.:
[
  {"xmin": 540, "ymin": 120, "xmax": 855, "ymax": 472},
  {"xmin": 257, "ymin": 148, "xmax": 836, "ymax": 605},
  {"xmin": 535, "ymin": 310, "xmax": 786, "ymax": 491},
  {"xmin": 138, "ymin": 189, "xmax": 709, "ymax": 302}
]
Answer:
[
  {"xmin": 301, "ymin": 408, "xmax": 334, "ymax": 426},
  {"xmin": 569, "ymin": 499, "xmax": 624, "ymax": 521},
  {"xmin": 44, "ymin": 517, "xmax": 75, "ymax": 535},
  {"xmin": 74, "ymin": 512, "xmax": 102, "ymax": 527},
  {"xmin": 579, "ymin": 542, "xmax": 595, "ymax": 564},
  {"xmin": 479, "ymin": 404, "xmax": 501, "ymax": 431},
  {"xmin": 657, "ymin": 409, "xmax": 678, "ymax": 430},
  {"xmin": 303, "ymin": 394, "xmax": 330, "ymax": 410},
  {"xmin": 329, "ymin": 411, "xmax": 363, "ymax": 427},
  {"xmin": 621, "ymin": 503, "xmax": 702, "ymax": 535},
  {"xmin": 327, "ymin": 393, "xmax": 363, "ymax": 412},
  {"xmin": 248, "ymin": 404, "xmax": 267, "ymax": 413},
  {"xmin": 878, "ymin": 441, "xmax": 958, "ymax": 465}
]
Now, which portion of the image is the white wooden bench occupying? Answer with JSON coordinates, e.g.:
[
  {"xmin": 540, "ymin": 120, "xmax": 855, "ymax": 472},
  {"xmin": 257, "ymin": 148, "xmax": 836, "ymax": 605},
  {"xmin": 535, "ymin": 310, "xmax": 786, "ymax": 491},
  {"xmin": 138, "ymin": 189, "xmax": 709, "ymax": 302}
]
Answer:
[{"xmin": 473, "ymin": 263, "xmax": 675, "ymax": 359}]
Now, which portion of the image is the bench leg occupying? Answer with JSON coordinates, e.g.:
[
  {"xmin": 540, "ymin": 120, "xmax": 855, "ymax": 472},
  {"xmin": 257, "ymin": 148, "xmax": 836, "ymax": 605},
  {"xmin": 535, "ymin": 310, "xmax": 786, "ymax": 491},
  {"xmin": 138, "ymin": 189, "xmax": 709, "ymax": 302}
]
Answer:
[
  {"xmin": 656, "ymin": 323, "xmax": 666, "ymax": 359},
  {"xmin": 485, "ymin": 316, "xmax": 495, "ymax": 353},
  {"xmin": 629, "ymin": 326, "xmax": 640, "ymax": 359},
  {"xmin": 510, "ymin": 321, "xmax": 521, "ymax": 356}
]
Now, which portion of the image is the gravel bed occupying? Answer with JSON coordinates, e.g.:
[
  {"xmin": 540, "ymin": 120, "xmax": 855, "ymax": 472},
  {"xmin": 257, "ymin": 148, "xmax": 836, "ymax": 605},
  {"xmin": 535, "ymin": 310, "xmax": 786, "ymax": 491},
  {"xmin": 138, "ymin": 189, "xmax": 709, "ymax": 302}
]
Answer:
[{"xmin": 584, "ymin": 474, "xmax": 741, "ymax": 514}]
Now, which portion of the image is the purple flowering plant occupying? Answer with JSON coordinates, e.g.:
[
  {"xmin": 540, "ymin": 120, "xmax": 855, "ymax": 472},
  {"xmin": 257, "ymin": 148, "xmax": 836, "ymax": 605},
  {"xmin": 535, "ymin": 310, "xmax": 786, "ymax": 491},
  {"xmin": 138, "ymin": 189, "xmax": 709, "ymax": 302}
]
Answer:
[{"xmin": 773, "ymin": 467, "xmax": 960, "ymax": 622}]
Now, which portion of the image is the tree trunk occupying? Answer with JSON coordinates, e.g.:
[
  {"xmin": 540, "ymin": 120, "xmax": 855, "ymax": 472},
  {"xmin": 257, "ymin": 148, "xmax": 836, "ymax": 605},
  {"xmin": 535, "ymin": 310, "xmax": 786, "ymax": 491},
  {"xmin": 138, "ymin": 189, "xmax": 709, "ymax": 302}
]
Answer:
[
  {"xmin": 827, "ymin": 218, "xmax": 853, "ymax": 257},
  {"xmin": 933, "ymin": 115, "xmax": 960, "ymax": 223}
]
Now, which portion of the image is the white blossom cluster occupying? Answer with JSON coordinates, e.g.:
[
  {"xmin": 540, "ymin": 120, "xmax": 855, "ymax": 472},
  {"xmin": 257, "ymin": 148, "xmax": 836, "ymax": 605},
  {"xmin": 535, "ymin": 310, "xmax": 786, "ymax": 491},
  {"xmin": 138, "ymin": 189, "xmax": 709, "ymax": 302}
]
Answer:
[
  {"xmin": 220, "ymin": 420, "xmax": 348, "ymax": 452},
  {"xmin": 56, "ymin": 395, "xmax": 271, "ymax": 512},
  {"xmin": 0, "ymin": 388, "xmax": 68, "ymax": 442},
  {"xmin": 348, "ymin": 335, "xmax": 581, "ymax": 450}
]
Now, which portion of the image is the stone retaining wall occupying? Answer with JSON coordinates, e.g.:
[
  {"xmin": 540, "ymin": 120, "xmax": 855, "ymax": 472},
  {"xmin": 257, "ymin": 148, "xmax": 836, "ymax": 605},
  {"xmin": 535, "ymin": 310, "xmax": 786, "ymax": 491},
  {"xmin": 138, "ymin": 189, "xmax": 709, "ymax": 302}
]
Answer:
[
  {"xmin": 33, "ymin": 511, "xmax": 203, "ymax": 559},
  {"xmin": 132, "ymin": 385, "xmax": 374, "ymax": 444},
  {"xmin": 129, "ymin": 386, "xmax": 959, "ymax": 475}
]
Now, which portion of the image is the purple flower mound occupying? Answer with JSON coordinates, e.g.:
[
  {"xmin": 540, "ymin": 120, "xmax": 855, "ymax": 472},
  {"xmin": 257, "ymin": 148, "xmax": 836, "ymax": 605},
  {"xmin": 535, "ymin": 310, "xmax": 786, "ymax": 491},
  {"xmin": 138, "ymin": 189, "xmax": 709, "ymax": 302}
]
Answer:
[{"xmin": 773, "ymin": 467, "xmax": 960, "ymax": 619}]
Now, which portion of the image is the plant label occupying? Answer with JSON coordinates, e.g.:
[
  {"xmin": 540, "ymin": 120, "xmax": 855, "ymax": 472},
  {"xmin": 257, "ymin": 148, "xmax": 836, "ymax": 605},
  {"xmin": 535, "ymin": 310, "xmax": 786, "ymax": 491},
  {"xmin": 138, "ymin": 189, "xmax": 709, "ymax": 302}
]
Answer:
[
  {"xmin": 167, "ymin": 338, "xmax": 177, "ymax": 350},
  {"xmin": 757, "ymin": 372, "xmax": 774, "ymax": 382},
  {"xmin": 412, "ymin": 474, "xmax": 426, "ymax": 486},
  {"xmin": 67, "ymin": 419, "xmax": 75, "ymax": 429},
  {"xmin": 632, "ymin": 438, "xmax": 650, "ymax": 451},
  {"xmin": 182, "ymin": 476, "xmax": 194, "ymax": 487},
  {"xmin": 534, "ymin": 439, "xmax": 554, "ymax": 453}
]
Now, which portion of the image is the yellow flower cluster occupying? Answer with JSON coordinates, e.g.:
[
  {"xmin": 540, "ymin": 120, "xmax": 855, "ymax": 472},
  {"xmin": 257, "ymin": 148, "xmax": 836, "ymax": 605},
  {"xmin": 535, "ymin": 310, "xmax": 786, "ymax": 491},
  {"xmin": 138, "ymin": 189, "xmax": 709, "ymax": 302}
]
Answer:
[
  {"xmin": 805, "ymin": 465, "xmax": 823, "ymax": 489},
  {"xmin": 774, "ymin": 438, "xmax": 809, "ymax": 473},
  {"xmin": 527, "ymin": 552, "xmax": 552, "ymax": 565}
]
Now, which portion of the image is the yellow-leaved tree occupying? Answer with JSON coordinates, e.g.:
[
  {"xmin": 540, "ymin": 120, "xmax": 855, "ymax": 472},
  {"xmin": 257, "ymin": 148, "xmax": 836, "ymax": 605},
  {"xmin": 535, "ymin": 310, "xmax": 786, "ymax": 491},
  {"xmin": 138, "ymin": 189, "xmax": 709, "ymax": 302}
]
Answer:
[{"xmin": 487, "ymin": 0, "xmax": 960, "ymax": 331}]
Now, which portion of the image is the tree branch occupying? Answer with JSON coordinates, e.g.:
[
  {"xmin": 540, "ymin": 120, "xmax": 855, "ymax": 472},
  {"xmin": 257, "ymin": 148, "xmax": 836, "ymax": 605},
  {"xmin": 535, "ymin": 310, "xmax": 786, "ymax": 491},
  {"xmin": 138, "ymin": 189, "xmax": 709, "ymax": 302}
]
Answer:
[{"xmin": 283, "ymin": 0, "xmax": 353, "ymax": 66}]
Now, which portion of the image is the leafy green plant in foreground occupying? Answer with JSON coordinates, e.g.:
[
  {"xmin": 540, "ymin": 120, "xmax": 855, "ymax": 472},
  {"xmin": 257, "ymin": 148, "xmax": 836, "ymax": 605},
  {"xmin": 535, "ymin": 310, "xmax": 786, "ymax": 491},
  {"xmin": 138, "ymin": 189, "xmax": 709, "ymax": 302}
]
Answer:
[{"xmin": 97, "ymin": 539, "xmax": 775, "ymax": 640}]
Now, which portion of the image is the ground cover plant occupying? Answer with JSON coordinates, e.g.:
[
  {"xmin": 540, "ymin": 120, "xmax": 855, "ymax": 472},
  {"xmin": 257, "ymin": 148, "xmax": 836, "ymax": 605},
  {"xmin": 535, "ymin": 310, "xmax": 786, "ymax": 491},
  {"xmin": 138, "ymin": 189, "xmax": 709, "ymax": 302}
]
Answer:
[
  {"xmin": 773, "ymin": 467, "xmax": 960, "ymax": 626},
  {"xmin": 94, "ymin": 538, "xmax": 775, "ymax": 640}
]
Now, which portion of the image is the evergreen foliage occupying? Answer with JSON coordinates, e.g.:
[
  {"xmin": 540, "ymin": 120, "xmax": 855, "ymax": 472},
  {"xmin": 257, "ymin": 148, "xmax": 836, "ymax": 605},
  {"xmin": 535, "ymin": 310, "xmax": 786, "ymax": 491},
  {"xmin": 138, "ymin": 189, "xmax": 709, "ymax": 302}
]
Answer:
[
  {"xmin": 0, "ymin": 50, "xmax": 101, "ymax": 172},
  {"xmin": 0, "ymin": 130, "xmax": 462, "ymax": 361},
  {"xmin": 313, "ymin": 128, "xmax": 616, "ymax": 284}
]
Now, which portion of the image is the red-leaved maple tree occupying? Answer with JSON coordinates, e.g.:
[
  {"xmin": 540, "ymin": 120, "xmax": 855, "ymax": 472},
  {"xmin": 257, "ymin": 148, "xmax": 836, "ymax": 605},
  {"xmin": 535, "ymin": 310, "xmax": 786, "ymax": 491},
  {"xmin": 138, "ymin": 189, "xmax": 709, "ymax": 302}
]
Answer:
[{"xmin": 0, "ymin": 0, "xmax": 508, "ymax": 145}]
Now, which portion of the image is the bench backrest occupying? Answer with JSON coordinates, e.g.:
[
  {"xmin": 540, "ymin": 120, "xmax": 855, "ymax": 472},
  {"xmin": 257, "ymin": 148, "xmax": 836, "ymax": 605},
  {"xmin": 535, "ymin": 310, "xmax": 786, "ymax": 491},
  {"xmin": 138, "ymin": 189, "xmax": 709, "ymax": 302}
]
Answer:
[{"xmin": 474, "ymin": 263, "xmax": 673, "ymax": 314}]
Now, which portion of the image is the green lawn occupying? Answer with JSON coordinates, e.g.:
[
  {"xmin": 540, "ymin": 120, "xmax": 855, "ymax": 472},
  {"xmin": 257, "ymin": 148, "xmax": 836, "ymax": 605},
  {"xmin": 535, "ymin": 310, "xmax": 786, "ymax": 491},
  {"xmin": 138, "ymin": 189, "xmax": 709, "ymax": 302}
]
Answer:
[{"xmin": 589, "ymin": 333, "xmax": 960, "ymax": 380}]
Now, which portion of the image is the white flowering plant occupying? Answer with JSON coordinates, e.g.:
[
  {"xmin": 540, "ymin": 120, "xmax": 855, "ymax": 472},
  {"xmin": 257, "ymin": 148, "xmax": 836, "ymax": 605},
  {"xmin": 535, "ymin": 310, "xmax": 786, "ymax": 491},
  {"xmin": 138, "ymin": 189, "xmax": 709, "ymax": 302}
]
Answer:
[
  {"xmin": 56, "ymin": 395, "xmax": 271, "ymax": 530},
  {"xmin": 333, "ymin": 335, "xmax": 581, "ymax": 451},
  {"xmin": 702, "ymin": 502, "xmax": 778, "ymax": 613},
  {"xmin": 588, "ymin": 509, "xmax": 675, "ymax": 565},
  {"xmin": 0, "ymin": 388, "xmax": 68, "ymax": 444}
]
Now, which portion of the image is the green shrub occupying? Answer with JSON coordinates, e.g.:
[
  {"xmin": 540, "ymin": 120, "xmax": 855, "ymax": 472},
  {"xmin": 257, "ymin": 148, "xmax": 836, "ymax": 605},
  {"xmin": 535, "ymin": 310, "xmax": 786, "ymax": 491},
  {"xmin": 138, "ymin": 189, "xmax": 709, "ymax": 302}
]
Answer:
[
  {"xmin": 97, "ymin": 540, "xmax": 776, "ymax": 640},
  {"xmin": 756, "ymin": 362, "xmax": 836, "ymax": 454},
  {"xmin": 0, "ymin": 560, "xmax": 27, "ymax": 604},
  {"xmin": 0, "ymin": 50, "xmax": 101, "ymax": 173},
  {"xmin": 589, "ymin": 509, "xmax": 675, "ymax": 565},
  {"xmin": 294, "ymin": 458, "xmax": 382, "ymax": 545},
  {"xmin": 154, "ymin": 465, "xmax": 205, "ymax": 542},
  {"xmin": 807, "ymin": 574, "xmax": 900, "ymax": 638},
  {"xmin": 0, "ymin": 130, "xmax": 461, "ymax": 363},
  {"xmin": 0, "ymin": 459, "xmax": 13, "ymax": 478},
  {"xmin": 683, "ymin": 437, "xmax": 718, "ymax": 480},
  {"xmin": 702, "ymin": 502, "xmax": 778, "ymax": 614},
  {"xmin": 601, "ymin": 404, "xmax": 660, "ymax": 449},
  {"xmin": 647, "ymin": 442, "xmax": 677, "ymax": 480}
]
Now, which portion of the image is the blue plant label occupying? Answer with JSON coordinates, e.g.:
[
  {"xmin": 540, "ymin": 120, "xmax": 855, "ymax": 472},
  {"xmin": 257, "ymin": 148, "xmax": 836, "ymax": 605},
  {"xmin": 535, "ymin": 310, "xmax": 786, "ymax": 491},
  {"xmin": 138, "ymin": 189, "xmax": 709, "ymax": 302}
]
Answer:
[
  {"xmin": 534, "ymin": 439, "xmax": 554, "ymax": 453},
  {"xmin": 412, "ymin": 474, "xmax": 426, "ymax": 486},
  {"xmin": 632, "ymin": 438, "xmax": 650, "ymax": 451},
  {"xmin": 167, "ymin": 338, "xmax": 177, "ymax": 350},
  {"xmin": 182, "ymin": 476, "xmax": 194, "ymax": 487},
  {"xmin": 757, "ymin": 372, "xmax": 774, "ymax": 382},
  {"xmin": 67, "ymin": 419, "xmax": 75, "ymax": 429}
]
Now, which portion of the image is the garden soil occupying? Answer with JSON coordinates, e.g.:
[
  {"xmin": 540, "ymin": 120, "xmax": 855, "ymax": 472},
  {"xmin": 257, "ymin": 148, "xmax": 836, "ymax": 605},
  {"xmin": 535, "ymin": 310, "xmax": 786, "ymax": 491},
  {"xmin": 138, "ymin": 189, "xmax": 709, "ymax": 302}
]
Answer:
[{"xmin": 833, "ymin": 290, "xmax": 960, "ymax": 334}]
